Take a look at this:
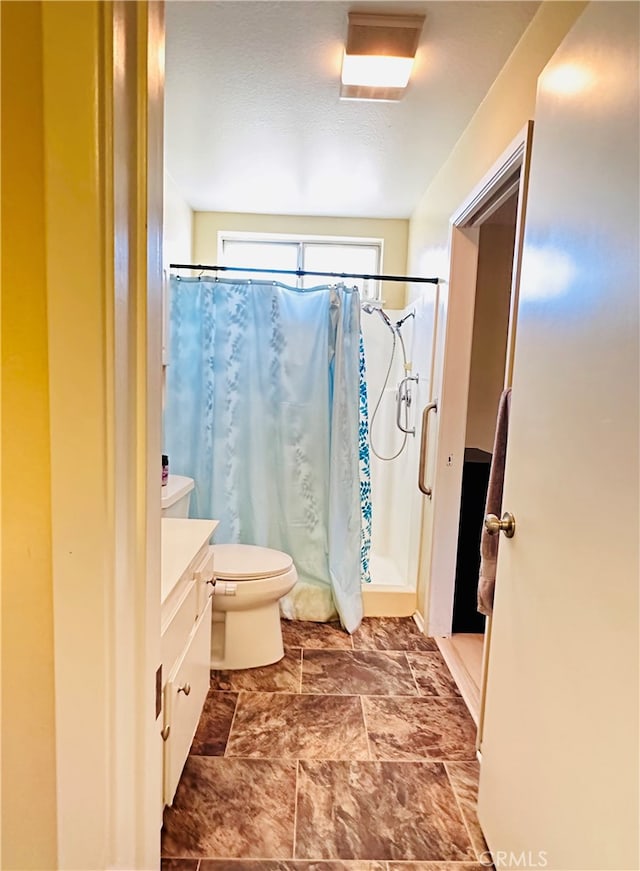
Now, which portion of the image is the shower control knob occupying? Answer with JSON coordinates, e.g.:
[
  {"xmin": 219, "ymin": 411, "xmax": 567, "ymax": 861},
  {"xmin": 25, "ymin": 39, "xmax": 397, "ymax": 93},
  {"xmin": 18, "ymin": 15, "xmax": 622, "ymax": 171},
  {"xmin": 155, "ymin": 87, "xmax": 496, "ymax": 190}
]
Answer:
[{"xmin": 484, "ymin": 512, "xmax": 516, "ymax": 538}]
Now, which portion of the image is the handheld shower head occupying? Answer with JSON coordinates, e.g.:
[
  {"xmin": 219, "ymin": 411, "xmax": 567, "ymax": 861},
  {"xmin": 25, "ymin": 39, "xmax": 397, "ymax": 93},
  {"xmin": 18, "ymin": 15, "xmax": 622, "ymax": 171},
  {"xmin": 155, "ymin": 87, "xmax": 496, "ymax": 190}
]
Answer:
[
  {"xmin": 378, "ymin": 308, "xmax": 393, "ymax": 328},
  {"xmin": 362, "ymin": 303, "xmax": 394, "ymax": 331}
]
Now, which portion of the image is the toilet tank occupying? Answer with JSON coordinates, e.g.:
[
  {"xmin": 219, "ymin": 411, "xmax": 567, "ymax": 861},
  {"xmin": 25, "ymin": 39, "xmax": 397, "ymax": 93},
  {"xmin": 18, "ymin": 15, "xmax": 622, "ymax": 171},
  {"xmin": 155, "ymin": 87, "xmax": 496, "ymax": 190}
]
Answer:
[{"xmin": 161, "ymin": 475, "xmax": 195, "ymax": 518}]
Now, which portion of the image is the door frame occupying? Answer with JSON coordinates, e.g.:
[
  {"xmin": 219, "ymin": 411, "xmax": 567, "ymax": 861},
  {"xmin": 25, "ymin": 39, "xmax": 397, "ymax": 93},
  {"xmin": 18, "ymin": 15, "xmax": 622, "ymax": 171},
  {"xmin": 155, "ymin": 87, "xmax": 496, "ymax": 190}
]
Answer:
[
  {"xmin": 423, "ymin": 123, "xmax": 534, "ymax": 657},
  {"xmin": 41, "ymin": 3, "xmax": 164, "ymax": 868}
]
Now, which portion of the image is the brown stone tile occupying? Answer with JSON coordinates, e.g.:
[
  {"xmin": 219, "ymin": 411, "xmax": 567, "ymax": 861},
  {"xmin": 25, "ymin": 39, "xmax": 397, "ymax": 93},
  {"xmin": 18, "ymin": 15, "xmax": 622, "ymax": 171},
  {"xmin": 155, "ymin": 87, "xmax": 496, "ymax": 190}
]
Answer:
[
  {"xmin": 190, "ymin": 691, "xmax": 237, "ymax": 756},
  {"xmin": 352, "ymin": 617, "xmax": 437, "ymax": 651},
  {"xmin": 281, "ymin": 620, "xmax": 353, "ymax": 650},
  {"xmin": 226, "ymin": 692, "xmax": 369, "ymax": 760},
  {"xmin": 162, "ymin": 757, "xmax": 296, "ymax": 859},
  {"xmin": 161, "ymin": 860, "xmax": 199, "ymax": 871},
  {"xmin": 363, "ymin": 697, "xmax": 476, "ymax": 761},
  {"xmin": 201, "ymin": 863, "xmax": 387, "ymax": 870},
  {"xmin": 302, "ymin": 649, "xmax": 417, "ymax": 696},
  {"xmin": 387, "ymin": 864, "xmax": 488, "ymax": 870},
  {"xmin": 406, "ymin": 652, "xmax": 461, "ymax": 697},
  {"xmin": 211, "ymin": 649, "xmax": 301, "ymax": 693},
  {"xmin": 446, "ymin": 761, "xmax": 490, "ymax": 860},
  {"xmin": 295, "ymin": 760, "xmax": 474, "ymax": 861}
]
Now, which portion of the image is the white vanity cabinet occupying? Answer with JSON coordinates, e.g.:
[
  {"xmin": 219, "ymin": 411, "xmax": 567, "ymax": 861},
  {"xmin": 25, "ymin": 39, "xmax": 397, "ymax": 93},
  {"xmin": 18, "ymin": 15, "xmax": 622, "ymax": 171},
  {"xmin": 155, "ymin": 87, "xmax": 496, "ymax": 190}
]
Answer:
[{"xmin": 161, "ymin": 518, "xmax": 218, "ymax": 806}]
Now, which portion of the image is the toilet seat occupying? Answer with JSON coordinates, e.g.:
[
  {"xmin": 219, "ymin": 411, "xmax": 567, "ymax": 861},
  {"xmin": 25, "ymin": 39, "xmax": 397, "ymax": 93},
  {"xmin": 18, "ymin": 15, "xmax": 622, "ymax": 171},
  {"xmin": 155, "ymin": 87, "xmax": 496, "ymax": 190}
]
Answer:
[{"xmin": 212, "ymin": 543, "xmax": 293, "ymax": 580}]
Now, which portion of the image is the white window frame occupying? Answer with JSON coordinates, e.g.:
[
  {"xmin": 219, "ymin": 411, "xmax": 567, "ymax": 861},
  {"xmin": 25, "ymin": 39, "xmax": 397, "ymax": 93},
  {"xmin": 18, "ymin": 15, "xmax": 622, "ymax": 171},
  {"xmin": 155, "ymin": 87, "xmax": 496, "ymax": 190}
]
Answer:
[{"xmin": 217, "ymin": 230, "xmax": 384, "ymax": 300}]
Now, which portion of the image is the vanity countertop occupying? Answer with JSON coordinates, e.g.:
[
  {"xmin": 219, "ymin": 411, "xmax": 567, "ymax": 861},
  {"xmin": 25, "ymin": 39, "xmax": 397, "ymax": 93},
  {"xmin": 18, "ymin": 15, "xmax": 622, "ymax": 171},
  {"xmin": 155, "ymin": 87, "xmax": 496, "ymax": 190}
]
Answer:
[{"xmin": 161, "ymin": 517, "xmax": 219, "ymax": 604}]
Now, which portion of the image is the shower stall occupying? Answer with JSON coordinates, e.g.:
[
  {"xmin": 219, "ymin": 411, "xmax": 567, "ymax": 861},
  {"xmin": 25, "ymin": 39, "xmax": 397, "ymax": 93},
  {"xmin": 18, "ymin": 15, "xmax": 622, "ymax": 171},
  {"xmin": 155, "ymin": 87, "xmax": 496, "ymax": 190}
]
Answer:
[
  {"xmin": 164, "ymin": 260, "xmax": 440, "ymax": 620},
  {"xmin": 361, "ymin": 288, "xmax": 438, "ymax": 593}
]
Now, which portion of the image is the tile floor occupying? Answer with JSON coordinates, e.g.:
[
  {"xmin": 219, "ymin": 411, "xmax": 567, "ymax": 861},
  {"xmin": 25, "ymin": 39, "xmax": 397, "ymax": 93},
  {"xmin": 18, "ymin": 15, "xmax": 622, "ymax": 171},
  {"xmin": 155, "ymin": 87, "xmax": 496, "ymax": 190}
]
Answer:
[{"xmin": 162, "ymin": 617, "xmax": 491, "ymax": 871}]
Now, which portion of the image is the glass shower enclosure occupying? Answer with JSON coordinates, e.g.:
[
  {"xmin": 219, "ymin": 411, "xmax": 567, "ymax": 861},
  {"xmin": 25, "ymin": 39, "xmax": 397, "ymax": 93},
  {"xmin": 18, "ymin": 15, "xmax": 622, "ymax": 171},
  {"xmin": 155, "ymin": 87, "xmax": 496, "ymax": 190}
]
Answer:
[{"xmin": 360, "ymin": 287, "xmax": 438, "ymax": 594}]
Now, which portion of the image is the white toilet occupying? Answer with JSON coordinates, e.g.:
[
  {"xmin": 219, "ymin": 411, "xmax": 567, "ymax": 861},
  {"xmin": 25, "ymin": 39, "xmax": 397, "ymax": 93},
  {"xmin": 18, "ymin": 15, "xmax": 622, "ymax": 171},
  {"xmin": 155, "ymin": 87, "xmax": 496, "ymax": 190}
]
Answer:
[
  {"xmin": 159, "ymin": 479, "xmax": 296, "ymax": 670},
  {"xmin": 161, "ymin": 474, "xmax": 195, "ymax": 518},
  {"xmin": 210, "ymin": 543, "xmax": 298, "ymax": 670}
]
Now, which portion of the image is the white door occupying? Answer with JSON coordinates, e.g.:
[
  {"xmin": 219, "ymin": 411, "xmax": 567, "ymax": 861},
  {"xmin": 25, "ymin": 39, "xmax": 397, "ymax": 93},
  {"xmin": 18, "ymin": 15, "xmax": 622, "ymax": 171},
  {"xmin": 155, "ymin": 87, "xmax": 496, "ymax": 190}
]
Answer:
[{"xmin": 478, "ymin": 5, "xmax": 639, "ymax": 871}]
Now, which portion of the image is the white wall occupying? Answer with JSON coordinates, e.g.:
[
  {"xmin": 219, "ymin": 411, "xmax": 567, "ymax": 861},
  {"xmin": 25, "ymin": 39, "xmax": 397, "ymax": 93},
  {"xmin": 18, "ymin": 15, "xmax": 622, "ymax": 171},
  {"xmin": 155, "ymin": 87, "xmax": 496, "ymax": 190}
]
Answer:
[{"xmin": 164, "ymin": 169, "xmax": 193, "ymax": 266}]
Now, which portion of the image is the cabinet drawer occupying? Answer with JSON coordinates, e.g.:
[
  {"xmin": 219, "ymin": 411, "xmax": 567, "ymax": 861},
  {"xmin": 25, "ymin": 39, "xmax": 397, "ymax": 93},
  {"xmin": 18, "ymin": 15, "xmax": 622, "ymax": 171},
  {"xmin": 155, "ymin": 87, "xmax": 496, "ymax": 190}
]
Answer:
[
  {"xmin": 163, "ymin": 597, "xmax": 212, "ymax": 806},
  {"xmin": 162, "ymin": 538, "xmax": 212, "ymax": 622},
  {"xmin": 193, "ymin": 545, "xmax": 215, "ymax": 618},
  {"xmin": 161, "ymin": 579, "xmax": 198, "ymax": 677}
]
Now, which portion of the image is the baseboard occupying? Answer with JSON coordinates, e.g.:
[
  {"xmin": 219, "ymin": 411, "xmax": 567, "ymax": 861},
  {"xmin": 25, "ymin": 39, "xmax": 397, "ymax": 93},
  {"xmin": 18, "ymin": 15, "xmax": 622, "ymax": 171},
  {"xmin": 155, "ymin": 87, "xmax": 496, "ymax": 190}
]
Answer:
[
  {"xmin": 362, "ymin": 585, "xmax": 417, "ymax": 617},
  {"xmin": 436, "ymin": 635, "xmax": 481, "ymax": 726}
]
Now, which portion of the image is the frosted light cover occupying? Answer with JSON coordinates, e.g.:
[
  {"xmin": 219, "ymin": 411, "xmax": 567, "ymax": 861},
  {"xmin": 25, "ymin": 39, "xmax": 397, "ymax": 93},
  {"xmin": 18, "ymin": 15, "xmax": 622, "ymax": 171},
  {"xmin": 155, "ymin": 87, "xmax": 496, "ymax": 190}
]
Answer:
[{"xmin": 341, "ymin": 53, "xmax": 414, "ymax": 89}]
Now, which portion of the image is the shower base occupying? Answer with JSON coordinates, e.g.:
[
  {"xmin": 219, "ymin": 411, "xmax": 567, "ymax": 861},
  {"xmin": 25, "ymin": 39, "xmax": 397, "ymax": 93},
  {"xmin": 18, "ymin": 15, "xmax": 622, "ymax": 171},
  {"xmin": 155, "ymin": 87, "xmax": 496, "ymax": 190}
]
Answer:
[{"xmin": 362, "ymin": 553, "xmax": 416, "ymax": 617}]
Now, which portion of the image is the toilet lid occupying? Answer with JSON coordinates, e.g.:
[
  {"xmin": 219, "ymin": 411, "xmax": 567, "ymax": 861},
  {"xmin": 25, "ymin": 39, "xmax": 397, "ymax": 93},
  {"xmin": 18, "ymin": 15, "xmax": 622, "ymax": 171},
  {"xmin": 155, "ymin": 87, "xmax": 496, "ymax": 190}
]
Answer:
[{"xmin": 213, "ymin": 543, "xmax": 294, "ymax": 580}]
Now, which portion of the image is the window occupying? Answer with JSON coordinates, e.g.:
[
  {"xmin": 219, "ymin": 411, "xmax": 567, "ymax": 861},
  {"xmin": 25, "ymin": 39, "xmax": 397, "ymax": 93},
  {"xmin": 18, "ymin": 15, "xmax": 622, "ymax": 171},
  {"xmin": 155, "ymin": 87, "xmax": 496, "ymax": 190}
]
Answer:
[{"xmin": 218, "ymin": 232, "xmax": 383, "ymax": 300}]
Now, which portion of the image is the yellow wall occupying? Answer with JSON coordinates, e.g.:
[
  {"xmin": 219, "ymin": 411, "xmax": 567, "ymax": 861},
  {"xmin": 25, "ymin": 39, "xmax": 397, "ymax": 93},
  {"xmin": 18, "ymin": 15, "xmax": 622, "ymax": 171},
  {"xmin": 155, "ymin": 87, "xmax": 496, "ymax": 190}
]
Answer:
[
  {"xmin": 408, "ymin": 1, "xmax": 587, "ymax": 284},
  {"xmin": 1, "ymin": 3, "xmax": 59, "ymax": 868},
  {"xmin": 194, "ymin": 211, "xmax": 409, "ymax": 308}
]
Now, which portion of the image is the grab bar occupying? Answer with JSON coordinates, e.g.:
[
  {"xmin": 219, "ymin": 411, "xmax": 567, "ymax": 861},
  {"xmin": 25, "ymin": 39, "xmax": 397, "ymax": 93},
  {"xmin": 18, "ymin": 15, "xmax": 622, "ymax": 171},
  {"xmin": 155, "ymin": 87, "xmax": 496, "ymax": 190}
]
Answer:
[
  {"xmin": 418, "ymin": 400, "xmax": 438, "ymax": 497},
  {"xmin": 396, "ymin": 375, "xmax": 419, "ymax": 436}
]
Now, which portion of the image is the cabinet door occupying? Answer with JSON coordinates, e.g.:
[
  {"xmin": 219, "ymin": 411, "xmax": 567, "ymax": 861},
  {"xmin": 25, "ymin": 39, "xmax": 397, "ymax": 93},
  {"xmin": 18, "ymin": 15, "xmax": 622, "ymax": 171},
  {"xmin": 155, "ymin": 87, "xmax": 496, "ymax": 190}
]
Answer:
[
  {"xmin": 163, "ymin": 598, "xmax": 212, "ymax": 806},
  {"xmin": 161, "ymin": 579, "xmax": 198, "ymax": 676}
]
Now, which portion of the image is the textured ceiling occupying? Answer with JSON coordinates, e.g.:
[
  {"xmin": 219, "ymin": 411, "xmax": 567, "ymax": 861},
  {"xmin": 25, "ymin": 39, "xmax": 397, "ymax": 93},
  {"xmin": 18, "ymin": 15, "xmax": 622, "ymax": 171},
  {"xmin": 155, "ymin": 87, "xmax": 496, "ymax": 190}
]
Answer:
[{"xmin": 165, "ymin": 1, "xmax": 539, "ymax": 218}]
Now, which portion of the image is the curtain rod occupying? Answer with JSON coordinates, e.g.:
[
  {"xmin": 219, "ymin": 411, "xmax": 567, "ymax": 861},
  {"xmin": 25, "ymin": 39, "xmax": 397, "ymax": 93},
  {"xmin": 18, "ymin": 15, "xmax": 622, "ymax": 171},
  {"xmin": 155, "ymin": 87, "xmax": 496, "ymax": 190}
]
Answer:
[{"xmin": 169, "ymin": 263, "xmax": 439, "ymax": 285}]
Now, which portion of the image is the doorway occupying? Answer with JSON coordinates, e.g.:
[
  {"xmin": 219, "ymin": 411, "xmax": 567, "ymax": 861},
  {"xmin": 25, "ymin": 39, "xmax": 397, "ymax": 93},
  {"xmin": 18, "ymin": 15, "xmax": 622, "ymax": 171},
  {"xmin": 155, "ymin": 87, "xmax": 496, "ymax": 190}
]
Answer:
[
  {"xmin": 423, "ymin": 123, "xmax": 534, "ymax": 725},
  {"xmin": 440, "ymin": 190, "xmax": 518, "ymax": 719}
]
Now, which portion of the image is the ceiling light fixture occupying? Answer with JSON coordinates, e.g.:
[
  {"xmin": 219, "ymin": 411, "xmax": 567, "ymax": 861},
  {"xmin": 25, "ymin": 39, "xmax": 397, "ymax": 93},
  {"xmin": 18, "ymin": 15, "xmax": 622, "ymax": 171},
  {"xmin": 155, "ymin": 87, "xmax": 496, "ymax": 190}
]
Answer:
[{"xmin": 340, "ymin": 13, "xmax": 425, "ymax": 102}]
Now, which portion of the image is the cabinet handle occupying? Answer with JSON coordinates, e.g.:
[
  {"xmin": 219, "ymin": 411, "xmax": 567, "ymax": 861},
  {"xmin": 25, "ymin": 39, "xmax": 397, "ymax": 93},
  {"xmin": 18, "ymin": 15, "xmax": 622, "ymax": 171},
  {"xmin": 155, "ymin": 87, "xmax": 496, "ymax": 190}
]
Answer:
[
  {"xmin": 178, "ymin": 683, "xmax": 191, "ymax": 696},
  {"xmin": 161, "ymin": 725, "xmax": 170, "ymax": 741}
]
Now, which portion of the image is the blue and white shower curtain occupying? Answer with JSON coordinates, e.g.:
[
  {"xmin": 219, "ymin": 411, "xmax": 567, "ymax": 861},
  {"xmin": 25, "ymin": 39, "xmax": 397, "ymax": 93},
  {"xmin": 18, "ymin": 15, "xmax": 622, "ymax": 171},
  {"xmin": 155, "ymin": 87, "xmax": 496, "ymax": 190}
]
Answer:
[
  {"xmin": 164, "ymin": 277, "xmax": 370, "ymax": 633},
  {"xmin": 359, "ymin": 335, "xmax": 372, "ymax": 587}
]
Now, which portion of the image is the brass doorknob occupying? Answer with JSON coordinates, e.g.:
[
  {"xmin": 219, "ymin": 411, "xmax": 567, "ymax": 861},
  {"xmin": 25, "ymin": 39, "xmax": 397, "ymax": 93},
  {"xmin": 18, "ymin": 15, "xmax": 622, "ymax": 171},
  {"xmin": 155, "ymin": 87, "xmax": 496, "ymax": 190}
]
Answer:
[{"xmin": 484, "ymin": 512, "xmax": 516, "ymax": 538}]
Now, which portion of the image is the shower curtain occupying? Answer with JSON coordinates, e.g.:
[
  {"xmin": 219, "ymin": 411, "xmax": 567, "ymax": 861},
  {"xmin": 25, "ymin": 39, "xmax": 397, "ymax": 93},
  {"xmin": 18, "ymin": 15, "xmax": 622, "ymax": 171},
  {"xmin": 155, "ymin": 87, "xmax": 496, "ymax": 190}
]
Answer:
[{"xmin": 164, "ymin": 277, "xmax": 368, "ymax": 633}]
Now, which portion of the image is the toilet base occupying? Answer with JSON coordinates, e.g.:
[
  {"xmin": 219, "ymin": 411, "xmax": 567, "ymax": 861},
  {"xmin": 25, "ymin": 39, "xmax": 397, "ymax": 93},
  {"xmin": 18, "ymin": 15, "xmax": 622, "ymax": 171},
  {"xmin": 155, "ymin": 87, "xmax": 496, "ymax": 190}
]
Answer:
[{"xmin": 211, "ymin": 601, "xmax": 284, "ymax": 670}]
